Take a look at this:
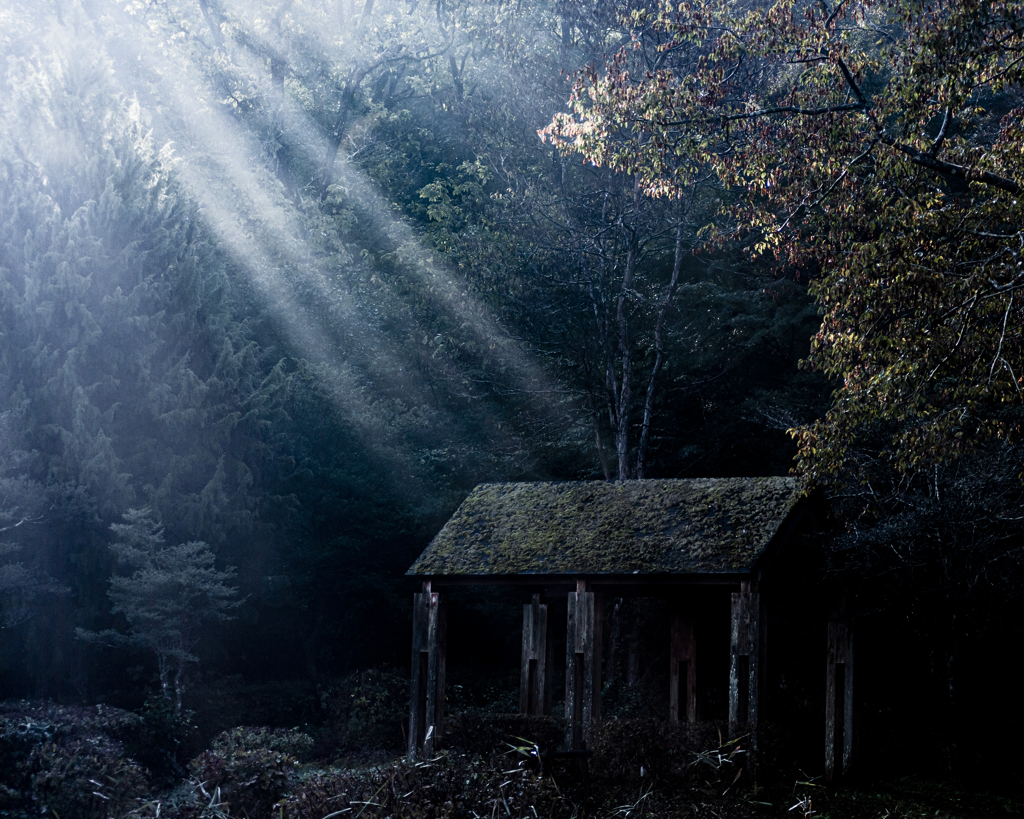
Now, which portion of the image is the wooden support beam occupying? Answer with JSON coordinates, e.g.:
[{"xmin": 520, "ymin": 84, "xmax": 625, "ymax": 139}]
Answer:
[
  {"xmin": 593, "ymin": 589, "xmax": 603, "ymax": 725},
  {"xmin": 520, "ymin": 594, "xmax": 549, "ymax": 715},
  {"xmin": 408, "ymin": 585, "xmax": 446, "ymax": 759},
  {"xmin": 825, "ymin": 611, "xmax": 854, "ymax": 781},
  {"xmin": 669, "ymin": 608, "xmax": 697, "ymax": 724},
  {"xmin": 729, "ymin": 588, "xmax": 761, "ymax": 741},
  {"xmin": 565, "ymin": 581, "xmax": 601, "ymax": 749}
]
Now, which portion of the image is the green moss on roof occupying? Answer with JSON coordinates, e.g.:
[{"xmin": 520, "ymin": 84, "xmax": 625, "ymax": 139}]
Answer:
[{"xmin": 407, "ymin": 478, "xmax": 803, "ymax": 577}]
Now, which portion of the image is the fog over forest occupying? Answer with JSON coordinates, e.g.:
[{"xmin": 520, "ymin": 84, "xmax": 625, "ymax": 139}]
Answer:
[{"xmin": 0, "ymin": 0, "xmax": 1022, "ymax": 814}]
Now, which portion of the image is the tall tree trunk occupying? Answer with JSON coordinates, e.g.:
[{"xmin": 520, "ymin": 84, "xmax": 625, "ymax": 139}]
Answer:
[
  {"xmin": 615, "ymin": 232, "xmax": 635, "ymax": 481},
  {"xmin": 158, "ymin": 653, "xmax": 172, "ymax": 704},
  {"xmin": 636, "ymin": 223, "xmax": 684, "ymax": 479},
  {"xmin": 448, "ymin": 53, "xmax": 464, "ymax": 102},
  {"xmin": 270, "ymin": 1, "xmax": 296, "ymax": 196},
  {"xmin": 174, "ymin": 657, "xmax": 187, "ymax": 714},
  {"xmin": 357, "ymin": 0, "xmax": 375, "ymax": 31},
  {"xmin": 558, "ymin": 0, "xmax": 573, "ymax": 54},
  {"xmin": 592, "ymin": 407, "xmax": 611, "ymax": 480},
  {"xmin": 559, "ymin": 158, "xmax": 616, "ymax": 482},
  {"xmin": 319, "ymin": 81, "xmax": 359, "ymax": 196},
  {"xmin": 612, "ymin": 179, "xmax": 642, "ymax": 481},
  {"xmin": 198, "ymin": 0, "xmax": 224, "ymax": 49}
]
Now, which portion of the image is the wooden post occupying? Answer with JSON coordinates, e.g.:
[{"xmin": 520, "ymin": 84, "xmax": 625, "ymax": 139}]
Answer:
[
  {"xmin": 825, "ymin": 609, "xmax": 854, "ymax": 781},
  {"xmin": 565, "ymin": 580, "xmax": 601, "ymax": 749},
  {"xmin": 520, "ymin": 594, "xmax": 549, "ymax": 715},
  {"xmin": 593, "ymin": 590, "xmax": 603, "ymax": 724},
  {"xmin": 669, "ymin": 608, "xmax": 697, "ymax": 724},
  {"xmin": 729, "ymin": 584, "xmax": 761, "ymax": 742},
  {"xmin": 408, "ymin": 583, "xmax": 446, "ymax": 759}
]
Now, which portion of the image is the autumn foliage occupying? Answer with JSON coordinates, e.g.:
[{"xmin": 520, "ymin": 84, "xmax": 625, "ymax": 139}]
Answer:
[{"xmin": 542, "ymin": 0, "xmax": 1024, "ymax": 482}]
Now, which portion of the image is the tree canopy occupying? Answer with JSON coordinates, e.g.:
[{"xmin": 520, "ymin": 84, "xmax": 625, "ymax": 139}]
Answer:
[{"xmin": 542, "ymin": 0, "xmax": 1024, "ymax": 483}]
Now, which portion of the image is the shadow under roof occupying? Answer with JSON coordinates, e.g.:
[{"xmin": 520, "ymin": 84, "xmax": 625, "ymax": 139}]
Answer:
[{"xmin": 407, "ymin": 478, "xmax": 804, "ymax": 580}]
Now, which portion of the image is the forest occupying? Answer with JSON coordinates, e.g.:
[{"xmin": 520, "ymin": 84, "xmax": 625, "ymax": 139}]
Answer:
[{"xmin": 0, "ymin": 0, "xmax": 1022, "ymax": 817}]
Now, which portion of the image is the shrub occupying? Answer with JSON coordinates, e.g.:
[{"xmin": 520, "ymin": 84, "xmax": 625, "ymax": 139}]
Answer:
[
  {"xmin": 316, "ymin": 667, "xmax": 408, "ymax": 758},
  {"xmin": 126, "ymin": 695, "xmax": 201, "ymax": 784},
  {"xmin": 0, "ymin": 701, "xmax": 149, "ymax": 817},
  {"xmin": 445, "ymin": 714, "xmax": 563, "ymax": 758},
  {"xmin": 210, "ymin": 726, "xmax": 315, "ymax": 762},
  {"xmin": 279, "ymin": 750, "xmax": 571, "ymax": 819},
  {"xmin": 0, "ymin": 708, "xmax": 54, "ymax": 806},
  {"xmin": 188, "ymin": 728, "xmax": 311, "ymax": 819},
  {"xmin": 0, "ymin": 701, "xmax": 144, "ymax": 745},
  {"xmin": 589, "ymin": 719, "xmax": 748, "ymax": 794},
  {"xmin": 32, "ymin": 738, "xmax": 150, "ymax": 818}
]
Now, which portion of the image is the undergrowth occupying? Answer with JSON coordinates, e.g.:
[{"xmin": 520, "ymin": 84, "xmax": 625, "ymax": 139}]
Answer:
[{"xmin": 0, "ymin": 671, "xmax": 1020, "ymax": 819}]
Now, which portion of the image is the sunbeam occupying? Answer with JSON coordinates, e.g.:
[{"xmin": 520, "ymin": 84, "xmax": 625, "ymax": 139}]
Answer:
[{"xmin": 87, "ymin": 0, "xmax": 567, "ymax": 467}]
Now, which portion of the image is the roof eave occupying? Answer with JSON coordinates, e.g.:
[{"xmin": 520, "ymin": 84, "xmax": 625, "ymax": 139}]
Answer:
[{"xmin": 405, "ymin": 570, "xmax": 755, "ymax": 589}]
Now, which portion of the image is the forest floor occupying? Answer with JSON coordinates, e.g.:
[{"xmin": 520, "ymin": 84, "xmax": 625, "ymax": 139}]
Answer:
[
  {"xmin": 658, "ymin": 776, "xmax": 1021, "ymax": 819},
  {"xmin": 804, "ymin": 778, "xmax": 1019, "ymax": 819},
  {"xmin": 1, "ymin": 674, "xmax": 1020, "ymax": 819},
  {"xmin": 505, "ymin": 761, "xmax": 1020, "ymax": 819},
  {"xmin": 274, "ymin": 754, "xmax": 1020, "ymax": 819}
]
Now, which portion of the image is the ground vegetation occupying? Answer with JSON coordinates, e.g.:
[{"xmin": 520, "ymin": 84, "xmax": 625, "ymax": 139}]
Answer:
[{"xmin": 0, "ymin": 686, "xmax": 1019, "ymax": 819}]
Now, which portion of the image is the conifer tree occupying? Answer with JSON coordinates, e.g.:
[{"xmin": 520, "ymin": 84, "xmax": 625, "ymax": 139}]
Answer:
[{"xmin": 79, "ymin": 508, "xmax": 239, "ymax": 712}]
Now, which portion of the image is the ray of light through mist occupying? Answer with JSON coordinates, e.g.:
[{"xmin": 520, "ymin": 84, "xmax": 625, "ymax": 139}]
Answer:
[{"xmin": 11, "ymin": 0, "xmax": 568, "ymax": 479}]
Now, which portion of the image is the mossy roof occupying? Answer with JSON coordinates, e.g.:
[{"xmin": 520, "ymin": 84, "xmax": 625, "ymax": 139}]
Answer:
[{"xmin": 407, "ymin": 478, "xmax": 803, "ymax": 578}]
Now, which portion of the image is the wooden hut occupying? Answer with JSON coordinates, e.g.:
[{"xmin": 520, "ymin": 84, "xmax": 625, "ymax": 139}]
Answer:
[{"xmin": 406, "ymin": 478, "xmax": 851, "ymax": 779}]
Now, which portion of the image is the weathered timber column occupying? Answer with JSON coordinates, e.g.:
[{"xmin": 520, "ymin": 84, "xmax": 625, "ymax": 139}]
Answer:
[
  {"xmin": 408, "ymin": 582, "xmax": 446, "ymax": 759},
  {"xmin": 669, "ymin": 608, "xmax": 697, "ymax": 724},
  {"xmin": 565, "ymin": 580, "xmax": 601, "ymax": 749},
  {"xmin": 520, "ymin": 594, "xmax": 549, "ymax": 715},
  {"xmin": 729, "ymin": 583, "xmax": 761, "ymax": 741},
  {"xmin": 825, "ymin": 604, "xmax": 854, "ymax": 781}
]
